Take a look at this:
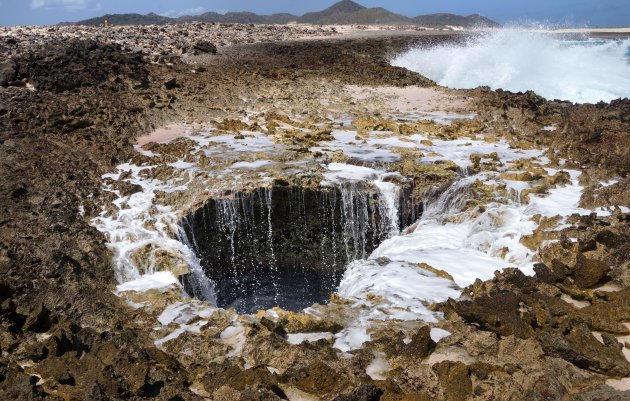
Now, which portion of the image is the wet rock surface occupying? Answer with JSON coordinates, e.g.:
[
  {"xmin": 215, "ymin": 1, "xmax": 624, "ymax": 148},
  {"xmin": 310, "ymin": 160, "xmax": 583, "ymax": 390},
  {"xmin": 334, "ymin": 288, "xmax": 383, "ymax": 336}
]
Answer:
[{"xmin": 1, "ymin": 26, "xmax": 629, "ymax": 401}]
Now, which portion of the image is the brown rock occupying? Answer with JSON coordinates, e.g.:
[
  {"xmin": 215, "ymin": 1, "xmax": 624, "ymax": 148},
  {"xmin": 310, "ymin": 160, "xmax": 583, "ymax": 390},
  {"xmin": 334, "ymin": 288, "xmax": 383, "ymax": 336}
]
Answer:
[
  {"xmin": 203, "ymin": 361, "xmax": 278, "ymax": 393},
  {"xmin": 22, "ymin": 304, "xmax": 52, "ymax": 333},
  {"xmin": 572, "ymin": 253, "xmax": 610, "ymax": 288},
  {"xmin": 574, "ymin": 385, "xmax": 630, "ymax": 401},
  {"xmin": 0, "ymin": 61, "xmax": 17, "ymax": 87},
  {"xmin": 595, "ymin": 230, "xmax": 619, "ymax": 248},
  {"xmin": 432, "ymin": 361, "xmax": 472, "ymax": 401},
  {"xmin": 193, "ymin": 41, "xmax": 217, "ymax": 54},
  {"xmin": 260, "ymin": 317, "xmax": 287, "ymax": 338},
  {"xmin": 333, "ymin": 384, "xmax": 384, "ymax": 401},
  {"xmin": 537, "ymin": 322, "xmax": 630, "ymax": 377},
  {"xmin": 164, "ymin": 77, "xmax": 177, "ymax": 90},
  {"xmin": 285, "ymin": 360, "xmax": 348, "ymax": 395},
  {"xmin": 449, "ymin": 292, "xmax": 535, "ymax": 339},
  {"xmin": 534, "ymin": 262, "xmax": 568, "ymax": 284},
  {"xmin": 405, "ymin": 326, "xmax": 436, "ymax": 358}
]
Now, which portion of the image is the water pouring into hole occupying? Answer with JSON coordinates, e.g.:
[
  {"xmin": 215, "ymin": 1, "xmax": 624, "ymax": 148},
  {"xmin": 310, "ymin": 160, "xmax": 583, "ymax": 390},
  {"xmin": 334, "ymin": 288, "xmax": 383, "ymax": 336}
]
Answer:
[{"xmin": 179, "ymin": 182, "xmax": 419, "ymax": 313}]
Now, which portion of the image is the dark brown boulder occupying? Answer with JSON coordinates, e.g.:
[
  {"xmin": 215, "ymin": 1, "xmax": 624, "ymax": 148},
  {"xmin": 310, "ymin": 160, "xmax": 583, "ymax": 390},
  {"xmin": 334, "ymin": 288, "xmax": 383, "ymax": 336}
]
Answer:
[
  {"xmin": 283, "ymin": 360, "xmax": 350, "ymax": 396},
  {"xmin": 193, "ymin": 41, "xmax": 217, "ymax": 54},
  {"xmin": 22, "ymin": 304, "xmax": 52, "ymax": 333},
  {"xmin": 405, "ymin": 326, "xmax": 436, "ymax": 358},
  {"xmin": 574, "ymin": 385, "xmax": 630, "ymax": 401},
  {"xmin": 572, "ymin": 253, "xmax": 610, "ymax": 288},
  {"xmin": 534, "ymin": 262, "xmax": 561, "ymax": 284},
  {"xmin": 164, "ymin": 77, "xmax": 178, "ymax": 90},
  {"xmin": 432, "ymin": 361, "xmax": 472, "ymax": 401},
  {"xmin": 333, "ymin": 383, "xmax": 384, "ymax": 401},
  {"xmin": 449, "ymin": 292, "xmax": 535, "ymax": 339},
  {"xmin": 0, "ymin": 61, "xmax": 17, "ymax": 87},
  {"xmin": 537, "ymin": 322, "xmax": 630, "ymax": 377}
]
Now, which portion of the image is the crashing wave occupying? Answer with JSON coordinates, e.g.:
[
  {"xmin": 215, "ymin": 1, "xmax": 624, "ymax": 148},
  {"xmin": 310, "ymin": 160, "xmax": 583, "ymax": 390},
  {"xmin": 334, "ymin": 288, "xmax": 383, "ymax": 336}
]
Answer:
[{"xmin": 392, "ymin": 28, "xmax": 630, "ymax": 104}]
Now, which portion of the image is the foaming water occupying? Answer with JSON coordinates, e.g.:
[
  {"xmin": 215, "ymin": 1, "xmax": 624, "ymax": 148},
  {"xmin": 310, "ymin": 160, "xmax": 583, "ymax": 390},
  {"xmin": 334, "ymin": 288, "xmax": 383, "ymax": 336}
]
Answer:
[{"xmin": 392, "ymin": 29, "xmax": 630, "ymax": 104}]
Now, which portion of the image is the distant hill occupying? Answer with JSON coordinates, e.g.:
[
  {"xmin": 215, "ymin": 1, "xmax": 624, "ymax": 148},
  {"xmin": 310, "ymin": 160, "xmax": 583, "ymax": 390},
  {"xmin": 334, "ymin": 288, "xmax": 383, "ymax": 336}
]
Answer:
[
  {"xmin": 70, "ymin": 12, "xmax": 298, "ymax": 26},
  {"xmin": 178, "ymin": 12, "xmax": 298, "ymax": 25},
  {"xmin": 70, "ymin": 13, "xmax": 173, "ymax": 26},
  {"xmin": 328, "ymin": 8, "xmax": 414, "ymax": 25},
  {"xmin": 300, "ymin": 0, "xmax": 363, "ymax": 24},
  {"xmin": 413, "ymin": 13, "xmax": 500, "ymax": 28},
  {"xmin": 70, "ymin": 1, "xmax": 499, "ymax": 28},
  {"xmin": 300, "ymin": 0, "xmax": 365, "ymax": 22},
  {"xmin": 299, "ymin": 2, "xmax": 414, "ymax": 25}
]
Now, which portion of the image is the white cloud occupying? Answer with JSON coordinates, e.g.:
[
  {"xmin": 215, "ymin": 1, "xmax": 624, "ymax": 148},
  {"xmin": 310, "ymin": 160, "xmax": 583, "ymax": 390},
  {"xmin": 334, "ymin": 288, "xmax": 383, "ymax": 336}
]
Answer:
[
  {"xmin": 161, "ymin": 7, "xmax": 206, "ymax": 18},
  {"xmin": 30, "ymin": 0, "xmax": 101, "ymax": 12}
]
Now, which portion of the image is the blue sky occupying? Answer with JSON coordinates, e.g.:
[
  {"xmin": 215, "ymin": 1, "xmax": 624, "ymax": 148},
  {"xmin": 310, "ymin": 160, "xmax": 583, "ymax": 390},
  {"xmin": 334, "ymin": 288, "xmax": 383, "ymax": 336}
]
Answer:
[{"xmin": 0, "ymin": 0, "xmax": 628, "ymax": 27}]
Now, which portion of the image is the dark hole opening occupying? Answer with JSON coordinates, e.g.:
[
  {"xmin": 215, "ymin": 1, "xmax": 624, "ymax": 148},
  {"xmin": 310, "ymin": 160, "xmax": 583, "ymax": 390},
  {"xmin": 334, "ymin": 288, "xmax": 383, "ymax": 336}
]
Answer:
[{"xmin": 180, "ymin": 183, "xmax": 420, "ymax": 313}]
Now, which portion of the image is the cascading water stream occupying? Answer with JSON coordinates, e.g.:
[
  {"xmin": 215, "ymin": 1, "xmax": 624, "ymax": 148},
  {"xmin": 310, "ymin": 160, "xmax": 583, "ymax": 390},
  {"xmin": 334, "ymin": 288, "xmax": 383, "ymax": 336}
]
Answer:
[
  {"xmin": 420, "ymin": 176, "xmax": 476, "ymax": 221},
  {"xmin": 215, "ymin": 199, "xmax": 240, "ymax": 277},
  {"xmin": 264, "ymin": 188, "xmax": 280, "ymax": 304},
  {"xmin": 374, "ymin": 180, "xmax": 401, "ymax": 237},
  {"xmin": 176, "ymin": 216, "xmax": 217, "ymax": 304},
  {"xmin": 340, "ymin": 183, "xmax": 372, "ymax": 261}
]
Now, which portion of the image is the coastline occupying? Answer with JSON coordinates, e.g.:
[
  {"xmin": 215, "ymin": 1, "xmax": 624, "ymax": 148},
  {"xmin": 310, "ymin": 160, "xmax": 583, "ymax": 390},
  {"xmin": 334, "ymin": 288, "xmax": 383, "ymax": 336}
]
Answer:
[{"xmin": 1, "ymin": 25, "xmax": 630, "ymax": 400}]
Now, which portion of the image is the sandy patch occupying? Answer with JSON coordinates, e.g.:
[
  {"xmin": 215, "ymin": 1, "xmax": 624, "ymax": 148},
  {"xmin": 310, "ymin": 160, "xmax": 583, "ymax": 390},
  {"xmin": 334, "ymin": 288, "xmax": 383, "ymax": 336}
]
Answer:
[
  {"xmin": 591, "ymin": 331, "xmax": 605, "ymax": 345},
  {"xmin": 606, "ymin": 377, "xmax": 630, "ymax": 392},
  {"xmin": 594, "ymin": 322, "xmax": 630, "ymax": 392},
  {"xmin": 345, "ymin": 85, "xmax": 470, "ymax": 114},
  {"xmin": 560, "ymin": 294, "xmax": 589, "ymax": 309},
  {"xmin": 594, "ymin": 282, "xmax": 624, "ymax": 293},
  {"xmin": 595, "ymin": 322, "xmax": 630, "ymax": 364},
  {"xmin": 424, "ymin": 347, "xmax": 474, "ymax": 365},
  {"xmin": 279, "ymin": 385, "xmax": 320, "ymax": 401},
  {"xmin": 137, "ymin": 124, "xmax": 191, "ymax": 146}
]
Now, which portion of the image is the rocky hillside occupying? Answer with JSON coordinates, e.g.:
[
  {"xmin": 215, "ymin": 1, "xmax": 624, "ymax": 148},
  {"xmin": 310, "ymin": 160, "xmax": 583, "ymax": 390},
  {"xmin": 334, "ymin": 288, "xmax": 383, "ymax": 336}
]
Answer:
[
  {"xmin": 298, "ymin": 1, "xmax": 413, "ymax": 25},
  {"xmin": 66, "ymin": 12, "xmax": 173, "ymax": 26},
  {"xmin": 178, "ymin": 12, "xmax": 298, "ymax": 25},
  {"xmin": 69, "ymin": 0, "xmax": 499, "ymax": 27},
  {"xmin": 413, "ymin": 13, "xmax": 501, "ymax": 28}
]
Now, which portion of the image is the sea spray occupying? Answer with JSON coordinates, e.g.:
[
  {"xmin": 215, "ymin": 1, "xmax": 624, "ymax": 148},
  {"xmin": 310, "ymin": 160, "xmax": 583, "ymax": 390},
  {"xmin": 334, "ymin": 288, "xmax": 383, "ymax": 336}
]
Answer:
[{"xmin": 392, "ymin": 29, "xmax": 630, "ymax": 103}]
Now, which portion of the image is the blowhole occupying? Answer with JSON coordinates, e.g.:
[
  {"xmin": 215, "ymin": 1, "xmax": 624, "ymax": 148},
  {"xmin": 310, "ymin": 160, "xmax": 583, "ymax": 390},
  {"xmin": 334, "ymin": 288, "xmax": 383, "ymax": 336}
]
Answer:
[{"xmin": 180, "ymin": 182, "xmax": 420, "ymax": 314}]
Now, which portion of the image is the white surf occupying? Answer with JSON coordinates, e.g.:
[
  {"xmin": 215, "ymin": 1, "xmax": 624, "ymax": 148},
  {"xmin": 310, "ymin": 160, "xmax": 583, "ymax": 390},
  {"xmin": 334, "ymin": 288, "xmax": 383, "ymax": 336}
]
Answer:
[{"xmin": 392, "ymin": 29, "xmax": 630, "ymax": 104}]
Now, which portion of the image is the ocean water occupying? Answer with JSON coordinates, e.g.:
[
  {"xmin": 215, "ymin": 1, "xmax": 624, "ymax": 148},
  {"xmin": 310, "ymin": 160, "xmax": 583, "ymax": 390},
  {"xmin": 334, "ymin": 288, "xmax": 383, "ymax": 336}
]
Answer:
[{"xmin": 392, "ymin": 29, "xmax": 630, "ymax": 104}]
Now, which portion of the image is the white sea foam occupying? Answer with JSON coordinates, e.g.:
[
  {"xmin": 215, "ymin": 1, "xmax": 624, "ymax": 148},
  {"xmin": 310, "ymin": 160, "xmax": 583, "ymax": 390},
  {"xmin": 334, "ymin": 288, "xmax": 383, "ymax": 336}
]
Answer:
[
  {"xmin": 157, "ymin": 301, "xmax": 214, "ymax": 326},
  {"xmin": 115, "ymin": 271, "xmax": 179, "ymax": 293},
  {"xmin": 286, "ymin": 332, "xmax": 334, "ymax": 345},
  {"xmin": 93, "ymin": 160, "xmax": 215, "ymax": 301},
  {"xmin": 221, "ymin": 323, "xmax": 246, "ymax": 357},
  {"xmin": 366, "ymin": 352, "xmax": 392, "ymax": 380},
  {"xmin": 368, "ymin": 168, "xmax": 596, "ymax": 289},
  {"xmin": 332, "ymin": 144, "xmax": 620, "ymax": 351},
  {"xmin": 392, "ymin": 29, "xmax": 630, "ymax": 104},
  {"xmin": 313, "ymin": 130, "xmax": 542, "ymax": 170},
  {"xmin": 95, "ymin": 114, "xmax": 627, "ymax": 354},
  {"xmin": 323, "ymin": 162, "xmax": 380, "ymax": 182},
  {"xmin": 430, "ymin": 328, "xmax": 452, "ymax": 342},
  {"xmin": 231, "ymin": 160, "xmax": 275, "ymax": 169}
]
